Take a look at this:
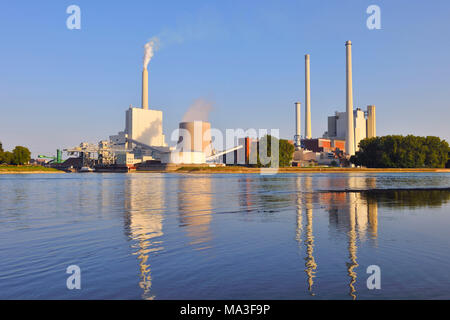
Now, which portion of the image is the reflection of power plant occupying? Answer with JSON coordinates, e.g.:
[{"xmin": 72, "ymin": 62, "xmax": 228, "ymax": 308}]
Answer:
[
  {"xmin": 327, "ymin": 190, "xmax": 378, "ymax": 299},
  {"xmin": 295, "ymin": 175, "xmax": 379, "ymax": 299},
  {"xmin": 295, "ymin": 176, "xmax": 317, "ymax": 295},
  {"xmin": 124, "ymin": 175, "xmax": 165, "ymax": 299},
  {"xmin": 178, "ymin": 177, "xmax": 213, "ymax": 250}
]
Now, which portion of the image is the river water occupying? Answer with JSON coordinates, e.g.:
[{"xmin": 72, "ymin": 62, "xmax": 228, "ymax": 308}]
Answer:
[{"xmin": 0, "ymin": 172, "xmax": 449, "ymax": 299}]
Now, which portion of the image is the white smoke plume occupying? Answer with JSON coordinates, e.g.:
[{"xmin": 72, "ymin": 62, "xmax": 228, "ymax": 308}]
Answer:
[
  {"xmin": 143, "ymin": 37, "xmax": 160, "ymax": 69},
  {"xmin": 182, "ymin": 98, "xmax": 214, "ymax": 122}
]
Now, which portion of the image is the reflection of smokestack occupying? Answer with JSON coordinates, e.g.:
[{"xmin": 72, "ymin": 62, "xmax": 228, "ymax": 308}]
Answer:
[
  {"xmin": 305, "ymin": 54, "xmax": 312, "ymax": 139},
  {"xmin": 295, "ymin": 102, "xmax": 301, "ymax": 148},
  {"xmin": 345, "ymin": 41, "xmax": 355, "ymax": 156},
  {"xmin": 142, "ymin": 69, "xmax": 148, "ymax": 110}
]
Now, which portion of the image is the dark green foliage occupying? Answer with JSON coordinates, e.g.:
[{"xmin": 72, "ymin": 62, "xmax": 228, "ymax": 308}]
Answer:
[
  {"xmin": 256, "ymin": 135, "xmax": 295, "ymax": 168},
  {"xmin": 1, "ymin": 151, "xmax": 14, "ymax": 164},
  {"xmin": 11, "ymin": 146, "xmax": 31, "ymax": 165},
  {"xmin": 0, "ymin": 144, "xmax": 31, "ymax": 165},
  {"xmin": 351, "ymin": 135, "xmax": 449, "ymax": 168},
  {"xmin": 361, "ymin": 189, "xmax": 450, "ymax": 208}
]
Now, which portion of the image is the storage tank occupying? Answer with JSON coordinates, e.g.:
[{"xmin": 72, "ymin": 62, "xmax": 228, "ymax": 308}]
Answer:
[{"xmin": 178, "ymin": 121, "xmax": 212, "ymax": 157}]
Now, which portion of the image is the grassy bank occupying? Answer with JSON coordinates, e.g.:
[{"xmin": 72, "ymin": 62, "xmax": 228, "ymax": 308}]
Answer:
[
  {"xmin": 175, "ymin": 166, "xmax": 450, "ymax": 174},
  {"xmin": 0, "ymin": 165, "xmax": 64, "ymax": 174}
]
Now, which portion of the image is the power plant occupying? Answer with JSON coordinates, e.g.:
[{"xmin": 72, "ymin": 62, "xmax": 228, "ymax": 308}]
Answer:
[
  {"xmin": 60, "ymin": 39, "xmax": 239, "ymax": 172},
  {"xmin": 56, "ymin": 39, "xmax": 376, "ymax": 171},
  {"xmin": 292, "ymin": 40, "xmax": 377, "ymax": 166}
]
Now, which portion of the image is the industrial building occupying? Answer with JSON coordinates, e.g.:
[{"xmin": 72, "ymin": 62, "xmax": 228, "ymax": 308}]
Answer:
[
  {"xmin": 323, "ymin": 105, "xmax": 376, "ymax": 151},
  {"xmin": 293, "ymin": 41, "xmax": 377, "ymax": 166},
  {"xmin": 58, "ymin": 39, "xmax": 377, "ymax": 171},
  {"xmin": 61, "ymin": 49, "xmax": 240, "ymax": 172}
]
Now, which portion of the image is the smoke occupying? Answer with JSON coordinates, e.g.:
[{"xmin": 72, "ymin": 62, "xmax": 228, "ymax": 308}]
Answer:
[
  {"xmin": 143, "ymin": 37, "xmax": 160, "ymax": 69},
  {"xmin": 182, "ymin": 98, "xmax": 214, "ymax": 122}
]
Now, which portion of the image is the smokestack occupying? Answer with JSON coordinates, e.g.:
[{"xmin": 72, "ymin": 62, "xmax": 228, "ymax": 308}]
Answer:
[
  {"xmin": 295, "ymin": 102, "xmax": 301, "ymax": 148},
  {"xmin": 142, "ymin": 37, "xmax": 159, "ymax": 110},
  {"xmin": 142, "ymin": 68, "xmax": 148, "ymax": 110},
  {"xmin": 366, "ymin": 105, "xmax": 376, "ymax": 138},
  {"xmin": 345, "ymin": 41, "xmax": 355, "ymax": 156},
  {"xmin": 305, "ymin": 54, "xmax": 312, "ymax": 139}
]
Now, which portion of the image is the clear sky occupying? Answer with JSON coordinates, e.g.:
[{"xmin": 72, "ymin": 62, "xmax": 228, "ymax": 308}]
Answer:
[{"xmin": 1, "ymin": 0, "xmax": 449, "ymax": 157}]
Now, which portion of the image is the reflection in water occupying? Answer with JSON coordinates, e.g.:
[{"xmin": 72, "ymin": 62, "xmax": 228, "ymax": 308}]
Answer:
[
  {"xmin": 294, "ymin": 175, "xmax": 382, "ymax": 299},
  {"xmin": 295, "ymin": 179, "xmax": 302, "ymax": 245},
  {"xmin": 304, "ymin": 177, "xmax": 317, "ymax": 294},
  {"xmin": 1, "ymin": 173, "xmax": 450, "ymax": 300},
  {"xmin": 368, "ymin": 198, "xmax": 378, "ymax": 241},
  {"xmin": 120, "ymin": 174, "xmax": 449, "ymax": 300},
  {"xmin": 361, "ymin": 189, "xmax": 450, "ymax": 208},
  {"xmin": 295, "ymin": 176, "xmax": 317, "ymax": 295},
  {"xmin": 346, "ymin": 192, "xmax": 359, "ymax": 300},
  {"xmin": 178, "ymin": 177, "xmax": 213, "ymax": 250},
  {"xmin": 124, "ymin": 175, "xmax": 165, "ymax": 300},
  {"xmin": 239, "ymin": 177, "xmax": 256, "ymax": 213},
  {"xmin": 325, "ymin": 191, "xmax": 379, "ymax": 299}
]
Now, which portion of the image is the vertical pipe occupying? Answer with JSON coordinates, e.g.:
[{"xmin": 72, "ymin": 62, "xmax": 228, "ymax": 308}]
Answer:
[
  {"xmin": 295, "ymin": 102, "xmax": 301, "ymax": 148},
  {"xmin": 305, "ymin": 54, "xmax": 312, "ymax": 139},
  {"xmin": 367, "ymin": 105, "xmax": 376, "ymax": 138},
  {"xmin": 142, "ymin": 69, "xmax": 148, "ymax": 110},
  {"xmin": 345, "ymin": 41, "xmax": 355, "ymax": 156}
]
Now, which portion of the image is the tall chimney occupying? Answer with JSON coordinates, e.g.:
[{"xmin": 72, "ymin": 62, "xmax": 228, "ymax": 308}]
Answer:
[
  {"xmin": 305, "ymin": 54, "xmax": 312, "ymax": 139},
  {"xmin": 345, "ymin": 41, "xmax": 355, "ymax": 156},
  {"xmin": 142, "ymin": 68, "xmax": 149, "ymax": 109},
  {"xmin": 366, "ymin": 105, "xmax": 376, "ymax": 138},
  {"xmin": 295, "ymin": 102, "xmax": 301, "ymax": 148}
]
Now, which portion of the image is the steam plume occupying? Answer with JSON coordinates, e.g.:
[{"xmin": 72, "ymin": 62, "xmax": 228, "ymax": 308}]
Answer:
[
  {"xmin": 182, "ymin": 98, "xmax": 214, "ymax": 122},
  {"xmin": 143, "ymin": 37, "xmax": 159, "ymax": 69}
]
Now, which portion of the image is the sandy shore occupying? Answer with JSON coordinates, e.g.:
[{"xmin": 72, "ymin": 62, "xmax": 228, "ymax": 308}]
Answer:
[
  {"xmin": 0, "ymin": 166, "xmax": 65, "ymax": 174},
  {"xmin": 0, "ymin": 171, "xmax": 65, "ymax": 174}
]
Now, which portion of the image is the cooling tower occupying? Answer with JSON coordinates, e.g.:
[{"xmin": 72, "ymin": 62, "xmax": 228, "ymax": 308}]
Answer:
[
  {"xmin": 178, "ymin": 121, "xmax": 212, "ymax": 157},
  {"xmin": 305, "ymin": 54, "xmax": 312, "ymax": 139},
  {"xmin": 142, "ymin": 69, "xmax": 148, "ymax": 110},
  {"xmin": 345, "ymin": 41, "xmax": 355, "ymax": 156}
]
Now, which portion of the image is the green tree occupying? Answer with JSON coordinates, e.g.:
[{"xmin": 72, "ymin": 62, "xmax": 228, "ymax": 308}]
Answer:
[
  {"xmin": 351, "ymin": 135, "xmax": 449, "ymax": 168},
  {"xmin": 279, "ymin": 138, "xmax": 295, "ymax": 167},
  {"xmin": 256, "ymin": 135, "xmax": 295, "ymax": 168},
  {"xmin": 1, "ymin": 151, "xmax": 14, "ymax": 164},
  {"xmin": 0, "ymin": 141, "xmax": 3, "ymax": 164},
  {"xmin": 11, "ymin": 146, "xmax": 31, "ymax": 165}
]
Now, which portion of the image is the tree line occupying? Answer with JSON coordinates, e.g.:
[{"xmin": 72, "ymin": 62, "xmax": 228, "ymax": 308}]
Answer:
[
  {"xmin": 350, "ymin": 135, "xmax": 449, "ymax": 168},
  {"xmin": 0, "ymin": 141, "xmax": 31, "ymax": 165}
]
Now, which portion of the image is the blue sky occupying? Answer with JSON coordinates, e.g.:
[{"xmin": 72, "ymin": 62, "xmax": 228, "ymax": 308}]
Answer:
[{"xmin": 1, "ymin": 0, "xmax": 449, "ymax": 157}]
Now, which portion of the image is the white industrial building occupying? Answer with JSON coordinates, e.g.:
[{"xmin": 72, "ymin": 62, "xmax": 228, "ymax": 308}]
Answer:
[
  {"xmin": 324, "ymin": 106, "xmax": 376, "ymax": 152},
  {"xmin": 109, "ymin": 66, "xmax": 232, "ymax": 166}
]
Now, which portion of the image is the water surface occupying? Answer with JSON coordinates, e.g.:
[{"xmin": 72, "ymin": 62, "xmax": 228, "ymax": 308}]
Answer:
[{"xmin": 0, "ymin": 172, "xmax": 449, "ymax": 299}]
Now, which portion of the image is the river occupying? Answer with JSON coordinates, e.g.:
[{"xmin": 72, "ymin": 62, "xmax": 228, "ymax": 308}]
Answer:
[{"xmin": 0, "ymin": 172, "xmax": 449, "ymax": 299}]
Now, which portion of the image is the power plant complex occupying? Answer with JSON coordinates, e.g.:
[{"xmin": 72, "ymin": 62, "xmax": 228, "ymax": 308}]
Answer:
[
  {"xmin": 292, "ymin": 41, "xmax": 376, "ymax": 166},
  {"xmin": 55, "ymin": 39, "xmax": 376, "ymax": 171}
]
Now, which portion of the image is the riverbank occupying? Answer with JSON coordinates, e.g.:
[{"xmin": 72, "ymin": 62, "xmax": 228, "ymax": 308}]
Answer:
[
  {"xmin": 172, "ymin": 166, "xmax": 450, "ymax": 174},
  {"xmin": 0, "ymin": 165, "xmax": 64, "ymax": 174}
]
